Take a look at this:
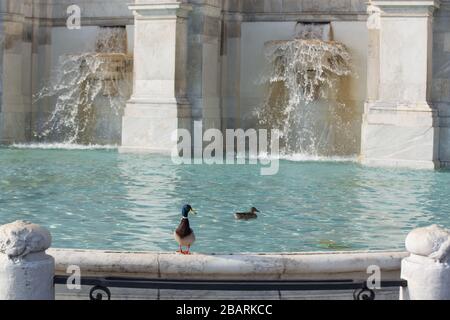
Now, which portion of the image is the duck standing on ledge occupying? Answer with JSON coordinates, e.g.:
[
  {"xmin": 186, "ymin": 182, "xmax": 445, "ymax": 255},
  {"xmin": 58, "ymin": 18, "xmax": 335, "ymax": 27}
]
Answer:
[
  {"xmin": 174, "ymin": 204, "xmax": 197, "ymax": 255},
  {"xmin": 235, "ymin": 207, "xmax": 260, "ymax": 220}
]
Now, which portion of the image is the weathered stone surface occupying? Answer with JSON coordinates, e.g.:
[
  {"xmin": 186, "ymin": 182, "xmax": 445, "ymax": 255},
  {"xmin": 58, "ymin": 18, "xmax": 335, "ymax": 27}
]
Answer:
[
  {"xmin": 402, "ymin": 225, "xmax": 450, "ymax": 300},
  {"xmin": 361, "ymin": 0, "xmax": 441, "ymax": 169},
  {"xmin": 405, "ymin": 225, "xmax": 450, "ymax": 263},
  {"xmin": 120, "ymin": 1, "xmax": 193, "ymax": 154},
  {"xmin": 49, "ymin": 248, "xmax": 407, "ymax": 281},
  {"xmin": 0, "ymin": 221, "xmax": 55, "ymax": 300},
  {"xmin": 0, "ymin": 221, "xmax": 52, "ymax": 259}
]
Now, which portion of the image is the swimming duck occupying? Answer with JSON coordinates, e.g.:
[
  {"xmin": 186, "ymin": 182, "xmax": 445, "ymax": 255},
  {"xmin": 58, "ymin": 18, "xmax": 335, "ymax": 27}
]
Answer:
[
  {"xmin": 234, "ymin": 207, "xmax": 260, "ymax": 220},
  {"xmin": 174, "ymin": 204, "xmax": 197, "ymax": 255}
]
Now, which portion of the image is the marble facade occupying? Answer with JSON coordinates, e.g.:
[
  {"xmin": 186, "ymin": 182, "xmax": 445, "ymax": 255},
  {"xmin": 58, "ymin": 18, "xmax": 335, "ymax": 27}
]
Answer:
[{"xmin": 1, "ymin": 0, "xmax": 450, "ymax": 168}]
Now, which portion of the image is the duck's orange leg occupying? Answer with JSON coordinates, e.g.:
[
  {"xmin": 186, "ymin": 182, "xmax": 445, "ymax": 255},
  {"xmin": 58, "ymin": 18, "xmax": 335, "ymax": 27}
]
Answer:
[
  {"xmin": 177, "ymin": 246, "xmax": 185, "ymax": 254},
  {"xmin": 184, "ymin": 245, "xmax": 191, "ymax": 255}
]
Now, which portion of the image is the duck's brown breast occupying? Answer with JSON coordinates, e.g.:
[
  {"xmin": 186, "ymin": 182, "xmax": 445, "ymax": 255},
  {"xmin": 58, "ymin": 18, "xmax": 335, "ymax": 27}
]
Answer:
[{"xmin": 176, "ymin": 219, "xmax": 193, "ymax": 238}]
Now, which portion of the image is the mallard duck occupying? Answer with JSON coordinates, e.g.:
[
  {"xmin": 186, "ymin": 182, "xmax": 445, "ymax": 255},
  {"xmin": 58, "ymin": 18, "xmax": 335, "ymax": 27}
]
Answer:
[
  {"xmin": 174, "ymin": 204, "xmax": 197, "ymax": 255},
  {"xmin": 234, "ymin": 207, "xmax": 260, "ymax": 220}
]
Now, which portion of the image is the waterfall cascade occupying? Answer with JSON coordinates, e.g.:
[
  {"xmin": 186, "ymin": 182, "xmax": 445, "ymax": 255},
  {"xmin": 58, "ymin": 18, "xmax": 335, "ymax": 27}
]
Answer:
[
  {"xmin": 33, "ymin": 27, "xmax": 133, "ymax": 145},
  {"xmin": 258, "ymin": 23, "xmax": 355, "ymax": 157}
]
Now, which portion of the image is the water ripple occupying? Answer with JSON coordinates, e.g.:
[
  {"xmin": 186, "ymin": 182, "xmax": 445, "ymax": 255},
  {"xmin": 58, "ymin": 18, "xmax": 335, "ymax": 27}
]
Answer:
[{"xmin": 0, "ymin": 147, "xmax": 449, "ymax": 253}]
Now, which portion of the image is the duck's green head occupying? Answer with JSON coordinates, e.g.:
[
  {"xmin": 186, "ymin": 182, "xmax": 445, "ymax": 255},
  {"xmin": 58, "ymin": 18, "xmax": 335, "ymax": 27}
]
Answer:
[{"xmin": 182, "ymin": 204, "xmax": 196, "ymax": 218}]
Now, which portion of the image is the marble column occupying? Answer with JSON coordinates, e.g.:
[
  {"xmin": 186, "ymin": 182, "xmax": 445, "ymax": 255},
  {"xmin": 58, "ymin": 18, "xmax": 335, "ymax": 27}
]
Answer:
[
  {"xmin": 121, "ymin": 0, "xmax": 193, "ymax": 154},
  {"xmin": 361, "ymin": 0, "xmax": 441, "ymax": 169}
]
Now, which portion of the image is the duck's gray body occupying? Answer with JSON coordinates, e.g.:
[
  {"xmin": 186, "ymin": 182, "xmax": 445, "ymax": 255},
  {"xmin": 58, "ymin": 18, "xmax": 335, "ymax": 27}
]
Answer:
[
  {"xmin": 235, "ymin": 207, "xmax": 260, "ymax": 220},
  {"xmin": 234, "ymin": 212, "xmax": 258, "ymax": 220},
  {"xmin": 174, "ymin": 231, "xmax": 196, "ymax": 246}
]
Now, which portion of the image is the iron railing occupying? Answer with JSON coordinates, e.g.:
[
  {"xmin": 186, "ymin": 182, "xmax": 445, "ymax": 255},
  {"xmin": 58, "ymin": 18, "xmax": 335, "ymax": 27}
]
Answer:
[{"xmin": 54, "ymin": 276, "xmax": 407, "ymax": 301}]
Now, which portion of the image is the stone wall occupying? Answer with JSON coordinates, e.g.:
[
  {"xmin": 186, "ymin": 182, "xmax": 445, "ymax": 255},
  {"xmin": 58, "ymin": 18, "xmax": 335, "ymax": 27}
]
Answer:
[
  {"xmin": 0, "ymin": 0, "xmax": 133, "ymax": 144},
  {"xmin": 33, "ymin": 0, "xmax": 133, "ymax": 25},
  {"xmin": 2, "ymin": 0, "xmax": 450, "ymax": 167},
  {"xmin": 226, "ymin": 0, "xmax": 366, "ymax": 16},
  {"xmin": 220, "ymin": 0, "xmax": 368, "ymax": 158}
]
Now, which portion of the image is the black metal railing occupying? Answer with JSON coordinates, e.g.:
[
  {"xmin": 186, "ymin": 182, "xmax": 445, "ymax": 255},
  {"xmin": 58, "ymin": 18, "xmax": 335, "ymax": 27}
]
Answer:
[{"xmin": 54, "ymin": 275, "xmax": 407, "ymax": 301}]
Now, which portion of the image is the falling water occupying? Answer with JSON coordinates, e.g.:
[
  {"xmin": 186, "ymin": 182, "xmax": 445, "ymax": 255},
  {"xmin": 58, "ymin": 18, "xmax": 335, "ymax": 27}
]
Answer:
[
  {"xmin": 33, "ymin": 27, "xmax": 133, "ymax": 145},
  {"xmin": 257, "ymin": 23, "xmax": 354, "ymax": 156}
]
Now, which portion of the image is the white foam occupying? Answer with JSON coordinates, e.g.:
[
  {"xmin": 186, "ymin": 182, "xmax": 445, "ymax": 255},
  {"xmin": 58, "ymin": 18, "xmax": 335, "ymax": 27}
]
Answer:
[
  {"xmin": 280, "ymin": 153, "xmax": 357, "ymax": 163},
  {"xmin": 247, "ymin": 152, "xmax": 357, "ymax": 163},
  {"xmin": 11, "ymin": 143, "xmax": 118, "ymax": 150}
]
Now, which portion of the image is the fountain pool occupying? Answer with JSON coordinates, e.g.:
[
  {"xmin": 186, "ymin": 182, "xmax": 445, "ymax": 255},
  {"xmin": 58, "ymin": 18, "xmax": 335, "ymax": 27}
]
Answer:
[{"xmin": 0, "ymin": 146, "xmax": 449, "ymax": 254}]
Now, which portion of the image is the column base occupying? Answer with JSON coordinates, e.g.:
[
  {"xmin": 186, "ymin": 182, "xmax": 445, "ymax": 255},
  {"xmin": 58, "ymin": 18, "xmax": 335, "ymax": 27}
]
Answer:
[
  {"xmin": 120, "ymin": 99, "xmax": 192, "ymax": 154},
  {"xmin": 360, "ymin": 101, "xmax": 440, "ymax": 169},
  {"xmin": 360, "ymin": 157, "xmax": 440, "ymax": 170},
  {"xmin": 0, "ymin": 111, "xmax": 30, "ymax": 144}
]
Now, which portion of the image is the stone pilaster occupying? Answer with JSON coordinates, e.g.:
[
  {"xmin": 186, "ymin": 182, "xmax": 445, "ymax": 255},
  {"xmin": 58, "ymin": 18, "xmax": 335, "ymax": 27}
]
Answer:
[
  {"xmin": 361, "ymin": 0, "xmax": 441, "ymax": 169},
  {"xmin": 120, "ymin": 0, "xmax": 193, "ymax": 153},
  {"xmin": 187, "ymin": 1, "xmax": 222, "ymax": 134},
  {"xmin": 0, "ymin": 0, "xmax": 33, "ymax": 144},
  {"xmin": 432, "ymin": 0, "xmax": 450, "ymax": 167},
  {"xmin": 221, "ymin": 8, "xmax": 242, "ymax": 131}
]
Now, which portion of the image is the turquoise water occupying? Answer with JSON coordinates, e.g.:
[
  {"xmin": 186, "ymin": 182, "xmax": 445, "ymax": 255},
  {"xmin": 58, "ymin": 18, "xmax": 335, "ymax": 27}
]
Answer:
[{"xmin": 1, "ymin": 146, "xmax": 450, "ymax": 253}]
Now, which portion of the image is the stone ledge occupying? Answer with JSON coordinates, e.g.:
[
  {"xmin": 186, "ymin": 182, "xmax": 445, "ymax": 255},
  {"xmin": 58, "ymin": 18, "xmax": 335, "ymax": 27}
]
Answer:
[
  {"xmin": 371, "ymin": 0, "xmax": 440, "ymax": 17},
  {"xmin": 360, "ymin": 157, "xmax": 440, "ymax": 169},
  {"xmin": 129, "ymin": 1, "xmax": 193, "ymax": 20},
  {"xmin": 48, "ymin": 249, "xmax": 407, "ymax": 281}
]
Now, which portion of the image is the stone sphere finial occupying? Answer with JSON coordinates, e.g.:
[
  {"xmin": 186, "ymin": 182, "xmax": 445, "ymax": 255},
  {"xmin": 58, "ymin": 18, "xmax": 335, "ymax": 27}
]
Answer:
[
  {"xmin": 406, "ymin": 225, "xmax": 450, "ymax": 263},
  {"xmin": 0, "ymin": 221, "xmax": 52, "ymax": 260}
]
